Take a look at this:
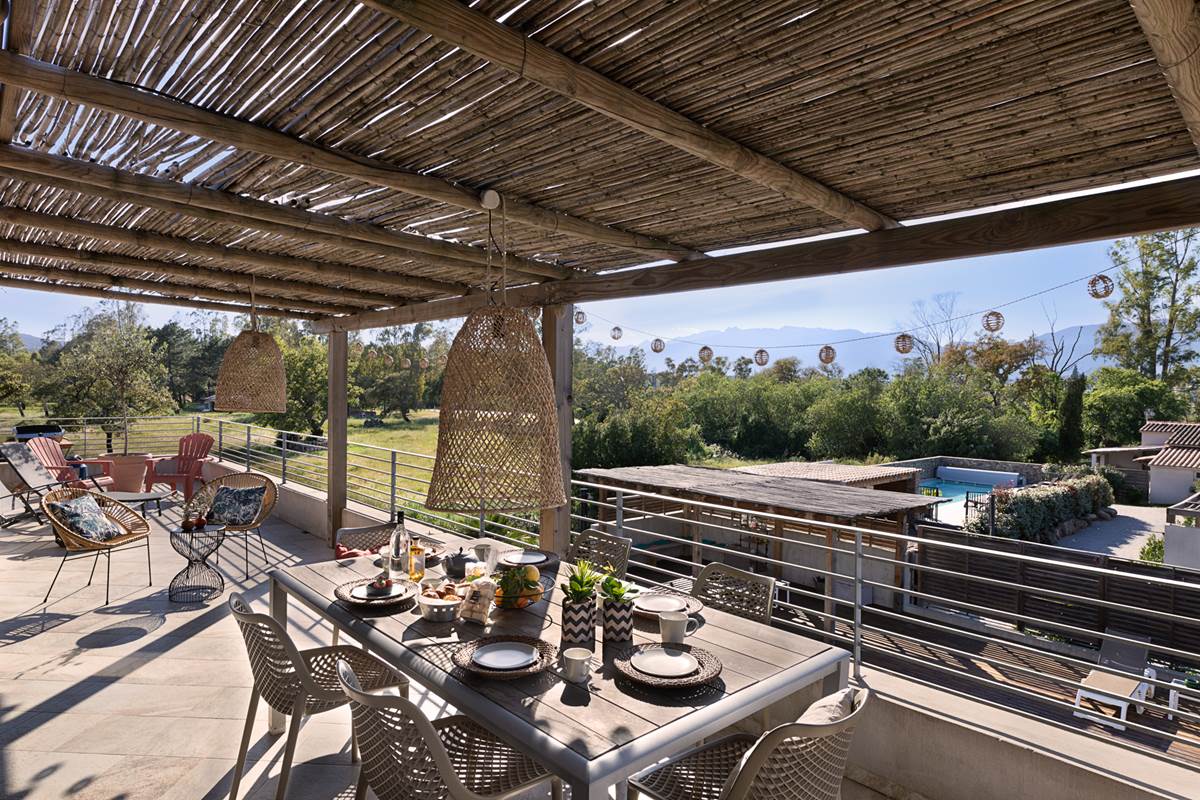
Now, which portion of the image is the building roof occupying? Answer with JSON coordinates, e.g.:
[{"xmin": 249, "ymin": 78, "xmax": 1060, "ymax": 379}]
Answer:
[
  {"xmin": 733, "ymin": 461, "xmax": 920, "ymax": 487},
  {"xmin": 0, "ymin": 0, "xmax": 1195, "ymax": 324},
  {"xmin": 1084, "ymin": 445, "xmax": 1163, "ymax": 454},
  {"xmin": 1148, "ymin": 447, "xmax": 1200, "ymax": 470},
  {"xmin": 1141, "ymin": 421, "xmax": 1200, "ymax": 434},
  {"xmin": 576, "ymin": 464, "xmax": 940, "ymax": 521}
]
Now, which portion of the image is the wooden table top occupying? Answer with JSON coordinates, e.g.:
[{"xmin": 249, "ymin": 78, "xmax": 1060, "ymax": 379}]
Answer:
[{"xmin": 270, "ymin": 534, "xmax": 848, "ymax": 789}]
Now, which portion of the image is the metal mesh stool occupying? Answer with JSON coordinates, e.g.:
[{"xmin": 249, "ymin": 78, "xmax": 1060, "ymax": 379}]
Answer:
[
  {"xmin": 337, "ymin": 659, "xmax": 563, "ymax": 800},
  {"xmin": 629, "ymin": 688, "xmax": 870, "ymax": 800},
  {"xmin": 227, "ymin": 593, "xmax": 405, "ymax": 800},
  {"xmin": 168, "ymin": 526, "xmax": 226, "ymax": 603}
]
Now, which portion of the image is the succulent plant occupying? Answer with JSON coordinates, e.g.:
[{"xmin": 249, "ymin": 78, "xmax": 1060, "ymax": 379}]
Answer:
[
  {"xmin": 598, "ymin": 572, "xmax": 638, "ymax": 603},
  {"xmin": 560, "ymin": 559, "xmax": 602, "ymax": 604}
]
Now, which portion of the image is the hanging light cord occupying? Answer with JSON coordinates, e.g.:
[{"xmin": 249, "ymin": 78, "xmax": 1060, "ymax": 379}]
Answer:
[
  {"xmin": 584, "ymin": 261, "xmax": 1125, "ymax": 352},
  {"xmin": 249, "ymin": 276, "xmax": 258, "ymax": 331}
]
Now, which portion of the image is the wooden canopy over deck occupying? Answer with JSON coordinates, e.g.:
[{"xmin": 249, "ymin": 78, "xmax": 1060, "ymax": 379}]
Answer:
[{"xmin": 0, "ymin": 0, "xmax": 1197, "ymax": 322}]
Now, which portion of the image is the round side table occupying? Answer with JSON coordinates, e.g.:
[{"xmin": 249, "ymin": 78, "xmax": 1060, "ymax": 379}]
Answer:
[{"xmin": 169, "ymin": 526, "xmax": 227, "ymax": 603}]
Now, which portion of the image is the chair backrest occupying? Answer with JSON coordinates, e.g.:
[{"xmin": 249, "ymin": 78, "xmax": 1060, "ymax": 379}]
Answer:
[
  {"xmin": 1098, "ymin": 628, "xmax": 1150, "ymax": 673},
  {"xmin": 693, "ymin": 563, "xmax": 775, "ymax": 624},
  {"xmin": 335, "ymin": 523, "xmax": 396, "ymax": 553},
  {"xmin": 175, "ymin": 432, "xmax": 214, "ymax": 473},
  {"xmin": 227, "ymin": 592, "xmax": 316, "ymax": 713},
  {"xmin": 186, "ymin": 472, "xmax": 278, "ymax": 529},
  {"xmin": 723, "ymin": 688, "xmax": 871, "ymax": 800},
  {"xmin": 26, "ymin": 436, "xmax": 69, "ymax": 471},
  {"xmin": 337, "ymin": 660, "xmax": 468, "ymax": 800},
  {"xmin": 0, "ymin": 441, "xmax": 61, "ymax": 490},
  {"xmin": 569, "ymin": 527, "xmax": 632, "ymax": 578},
  {"xmin": 40, "ymin": 487, "xmax": 148, "ymax": 550}
]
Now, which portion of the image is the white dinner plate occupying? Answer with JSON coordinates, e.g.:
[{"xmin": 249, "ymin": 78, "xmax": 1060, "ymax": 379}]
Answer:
[
  {"xmin": 501, "ymin": 551, "xmax": 548, "ymax": 566},
  {"xmin": 350, "ymin": 581, "xmax": 414, "ymax": 602},
  {"xmin": 630, "ymin": 646, "xmax": 699, "ymax": 678},
  {"xmin": 634, "ymin": 594, "xmax": 688, "ymax": 614},
  {"xmin": 472, "ymin": 641, "xmax": 540, "ymax": 670}
]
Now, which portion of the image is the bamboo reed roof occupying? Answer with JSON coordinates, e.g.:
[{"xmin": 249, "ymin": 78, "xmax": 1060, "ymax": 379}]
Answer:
[{"xmin": 0, "ymin": 0, "xmax": 1195, "ymax": 319}]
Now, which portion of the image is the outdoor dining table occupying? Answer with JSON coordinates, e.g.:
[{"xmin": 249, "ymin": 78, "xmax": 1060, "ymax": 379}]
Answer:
[{"xmin": 268, "ymin": 533, "xmax": 851, "ymax": 800}]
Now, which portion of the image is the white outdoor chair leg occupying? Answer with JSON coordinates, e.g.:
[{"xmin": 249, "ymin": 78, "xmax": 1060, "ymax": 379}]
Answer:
[
  {"xmin": 274, "ymin": 696, "xmax": 306, "ymax": 800},
  {"xmin": 229, "ymin": 686, "xmax": 260, "ymax": 800}
]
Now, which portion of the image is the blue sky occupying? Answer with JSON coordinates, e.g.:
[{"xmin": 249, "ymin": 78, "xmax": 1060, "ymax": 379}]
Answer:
[{"xmin": 0, "ymin": 238, "xmax": 1118, "ymax": 343}]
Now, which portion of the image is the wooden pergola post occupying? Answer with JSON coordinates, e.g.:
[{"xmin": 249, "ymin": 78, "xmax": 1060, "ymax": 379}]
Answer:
[
  {"xmin": 539, "ymin": 305, "xmax": 574, "ymax": 555},
  {"xmin": 327, "ymin": 330, "xmax": 348, "ymax": 545}
]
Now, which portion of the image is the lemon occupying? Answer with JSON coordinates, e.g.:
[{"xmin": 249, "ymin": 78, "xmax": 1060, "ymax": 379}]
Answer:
[{"xmin": 522, "ymin": 565, "xmax": 540, "ymax": 583}]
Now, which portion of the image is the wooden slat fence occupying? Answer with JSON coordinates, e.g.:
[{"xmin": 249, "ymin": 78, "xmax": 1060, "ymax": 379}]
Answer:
[{"xmin": 916, "ymin": 525, "xmax": 1200, "ymax": 665}]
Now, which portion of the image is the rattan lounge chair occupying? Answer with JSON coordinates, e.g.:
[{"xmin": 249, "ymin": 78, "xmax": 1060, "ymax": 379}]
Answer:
[
  {"xmin": 40, "ymin": 488, "xmax": 151, "ymax": 604},
  {"xmin": 692, "ymin": 562, "xmax": 776, "ymax": 624},
  {"xmin": 1072, "ymin": 628, "xmax": 1156, "ymax": 731},
  {"xmin": 227, "ymin": 593, "xmax": 405, "ymax": 800},
  {"xmin": 185, "ymin": 472, "xmax": 277, "ymax": 578},
  {"xmin": 629, "ymin": 688, "xmax": 870, "ymax": 800},
  {"xmin": 568, "ymin": 527, "xmax": 632, "ymax": 579},
  {"xmin": 336, "ymin": 659, "xmax": 563, "ymax": 800}
]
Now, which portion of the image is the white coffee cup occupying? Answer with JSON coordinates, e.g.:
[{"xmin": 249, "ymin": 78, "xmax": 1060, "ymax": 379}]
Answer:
[
  {"xmin": 562, "ymin": 647, "xmax": 592, "ymax": 683},
  {"xmin": 659, "ymin": 610, "xmax": 699, "ymax": 644}
]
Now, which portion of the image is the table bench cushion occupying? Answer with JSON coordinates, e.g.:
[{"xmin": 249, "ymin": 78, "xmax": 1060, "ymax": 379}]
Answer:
[{"xmin": 46, "ymin": 494, "xmax": 121, "ymax": 542}]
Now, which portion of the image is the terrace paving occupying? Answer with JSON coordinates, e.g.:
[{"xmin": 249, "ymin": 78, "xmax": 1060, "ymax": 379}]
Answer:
[{"xmin": 0, "ymin": 499, "xmax": 883, "ymax": 799}]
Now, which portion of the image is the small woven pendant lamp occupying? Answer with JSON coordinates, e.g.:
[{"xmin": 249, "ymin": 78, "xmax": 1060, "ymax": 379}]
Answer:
[
  {"xmin": 426, "ymin": 206, "xmax": 566, "ymax": 512},
  {"xmin": 214, "ymin": 280, "xmax": 286, "ymax": 412}
]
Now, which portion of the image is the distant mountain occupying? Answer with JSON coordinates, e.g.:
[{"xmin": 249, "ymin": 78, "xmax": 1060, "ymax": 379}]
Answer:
[
  {"xmin": 617, "ymin": 323, "xmax": 1110, "ymax": 374},
  {"xmin": 18, "ymin": 333, "xmax": 43, "ymax": 351}
]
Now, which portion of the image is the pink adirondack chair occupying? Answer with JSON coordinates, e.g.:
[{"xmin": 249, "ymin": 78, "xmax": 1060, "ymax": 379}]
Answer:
[
  {"xmin": 144, "ymin": 432, "xmax": 214, "ymax": 501},
  {"xmin": 25, "ymin": 437, "xmax": 115, "ymax": 490}
]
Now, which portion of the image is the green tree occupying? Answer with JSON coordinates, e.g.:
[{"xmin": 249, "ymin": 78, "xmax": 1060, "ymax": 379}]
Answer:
[
  {"xmin": 1082, "ymin": 367, "xmax": 1186, "ymax": 446},
  {"xmin": 0, "ymin": 318, "xmax": 31, "ymax": 413},
  {"xmin": 35, "ymin": 304, "xmax": 174, "ymax": 449},
  {"xmin": 1056, "ymin": 368, "xmax": 1085, "ymax": 461},
  {"xmin": 572, "ymin": 393, "xmax": 703, "ymax": 468},
  {"xmin": 150, "ymin": 321, "xmax": 201, "ymax": 407},
  {"xmin": 1096, "ymin": 230, "xmax": 1200, "ymax": 382},
  {"xmin": 254, "ymin": 335, "xmax": 336, "ymax": 436}
]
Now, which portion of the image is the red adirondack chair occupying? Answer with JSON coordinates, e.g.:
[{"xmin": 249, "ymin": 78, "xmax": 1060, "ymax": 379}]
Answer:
[
  {"xmin": 145, "ymin": 432, "xmax": 214, "ymax": 501},
  {"xmin": 25, "ymin": 437, "xmax": 115, "ymax": 490}
]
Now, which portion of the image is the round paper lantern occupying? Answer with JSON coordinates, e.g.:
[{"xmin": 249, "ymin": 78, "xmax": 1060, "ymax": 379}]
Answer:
[
  {"xmin": 754, "ymin": 348, "xmax": 769, "ymax": 366},
  {"xmin": 610, "ymin": 326, "xmax": 623, "ymax": 341},
  {"xmin": 819, "ymin": 345, "xmax": 836, "ymax": 365},
  {"xmin": 366, "ymin": 348, "xmax": 378, "ymax": 360},
  {"xmin": 1088, "ymin": 274, "xmax": 1114, "ymax": 299},
  {"xmin": 526, "ymin": 307, "xmax": 540, "ymax": 321},
  {"xmin": 419, "ymin": 358, "xmax": 430, "ymax": 370},
  {"xmin": 383, "ymin": 355, "xmax": 394, "ymax": 367},
  {"xmin": 982, "ymin": 311, "xmax": 1005, "ymax": 333},
  {"xmin": 894, "ymin": 333, "xmax": 914, "ymax": 354},
  {"xmin": 698, "ymin": 346, "xmax": 713, "ymax": 363},
  {"xmin": 400, "ymin": 357, "xmax": 412, "ymax": 369},
  {"xmin": 651, "ymin": 338, "xmax": 665, "ymax": 353},
  {"xmin": 574, "ymin": 310, "xmax": 587, "ymax": 325}
]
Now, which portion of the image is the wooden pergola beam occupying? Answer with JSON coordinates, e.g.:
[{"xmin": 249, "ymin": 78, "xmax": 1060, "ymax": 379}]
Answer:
[
  {"xmin": 0, "ymin": 0, "xmax": 33, "ymax": 144},
  {"xmin": 314, "ymin": 173, "xmax": 1200, "ymax": 332},
  {"xmin": 0, "ymin": 261, "xmax": 351, "ymax": 315},
  {"xmin": 1131, "ymin": 0, "xmax": 1200, "ymax": 156},
  {"xmin": 360, "ymin": 0, "xmax": 897, "ymax": 233},
  {"xmin": 0, "ymin": 272, "xmax": 318, "ymax": 319},
  {"xmin": 0, "ymin": 238, "xmax": 401, "ymax": 309},
  {"xmin": 0, "ymin": 147, "xmax": 567, "ymax": 282},
  {"xmin": 0, "ymin": 52, "xmax": 701, "ymax": 262},
  {"xmin": 0, "ymin": 205, "xmax": 463, "ymax": 297}
]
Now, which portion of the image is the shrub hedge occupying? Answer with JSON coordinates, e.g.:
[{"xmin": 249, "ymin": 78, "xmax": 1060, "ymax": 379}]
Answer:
[{"xmin": 965, "ymin": 474, "xmax": 1114, "ymax": 543}]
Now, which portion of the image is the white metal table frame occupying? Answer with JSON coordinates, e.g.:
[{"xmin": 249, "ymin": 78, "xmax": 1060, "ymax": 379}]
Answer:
[{"xmin": 268, "ymin": 569, "xmax": 850, "ymax": 800}]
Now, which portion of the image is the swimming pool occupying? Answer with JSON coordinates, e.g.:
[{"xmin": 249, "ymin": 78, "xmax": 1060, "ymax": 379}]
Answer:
[{"xmin": 919, "ymin": 478, "xmax": 993, "ymax": 502}]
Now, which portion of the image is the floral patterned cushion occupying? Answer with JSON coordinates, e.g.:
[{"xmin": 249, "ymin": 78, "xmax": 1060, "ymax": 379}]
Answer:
[
  {"xmin": 47, "ymin": 494, "xmax": 122, "ymax": 542},
  {"xmin": 208, "ymin": 485, "xmax": 267, "ymax": 526}
]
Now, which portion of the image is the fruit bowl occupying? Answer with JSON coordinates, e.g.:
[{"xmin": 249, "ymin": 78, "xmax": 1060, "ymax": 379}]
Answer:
[{"xmin": 493, "ymin": 565, "xmax": 545, "ymax": 609}]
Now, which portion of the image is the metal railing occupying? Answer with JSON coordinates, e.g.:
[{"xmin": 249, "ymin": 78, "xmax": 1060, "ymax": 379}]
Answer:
[{"xmin": 6, "ymin": 413, "xmax": 1200, "ymax": 766}]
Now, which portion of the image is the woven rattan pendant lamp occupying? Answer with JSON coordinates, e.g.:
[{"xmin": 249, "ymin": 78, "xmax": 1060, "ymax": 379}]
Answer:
[
  {"xmin": 426, "ymin": 204, "xmax": 565, "ymax": 512},
  {"xmin": 214, "ymin": 280, "xmax": 287, "ymax": 412}
]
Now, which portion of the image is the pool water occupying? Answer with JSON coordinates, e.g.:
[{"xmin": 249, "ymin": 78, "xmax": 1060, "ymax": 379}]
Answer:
[{"xmin": 919, "ymin": 479, "xmax": 993, "ymax": 502}]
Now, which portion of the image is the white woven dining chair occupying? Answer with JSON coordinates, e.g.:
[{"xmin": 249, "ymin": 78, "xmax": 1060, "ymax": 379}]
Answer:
[
  {"xmin": 227, "ymin": 593, "xmax": 406, "ymax": 800},
  {"xmin": 568, "ymin": 527, "xmax": 632, "ymax": 578},
  {"xmin": 337, "ymin": 659, "xmax": 564, "ymax": 800},
  {"xmin": 629, "ymin": 688, "xmax": 870, "ymax": 800},
  {"xmin": 692, "ymin": 562, "xmax": 776, "ymax": 624}
]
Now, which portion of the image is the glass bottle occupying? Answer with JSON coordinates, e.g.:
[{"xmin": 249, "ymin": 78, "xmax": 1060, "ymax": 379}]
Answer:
[
  {"xmin": 408, "ymin": 538, "xmax": 426, "ymax": 583},
  {"xmin": 388, "ymin": 511, "xmax": 409, "ymax": 582}
]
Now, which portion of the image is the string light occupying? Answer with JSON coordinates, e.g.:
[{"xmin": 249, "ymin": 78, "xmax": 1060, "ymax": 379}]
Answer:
[
  {"xmin": 754, "ymin": 348, "xmax": 769, "ymax": 366},
  {"xmin": 576, "ymin": 261, "xmax": 1121, "ymax": 363},
  {"xmin": 698, "ymin": 346, "xmax": 713, "ymax": 363}
]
